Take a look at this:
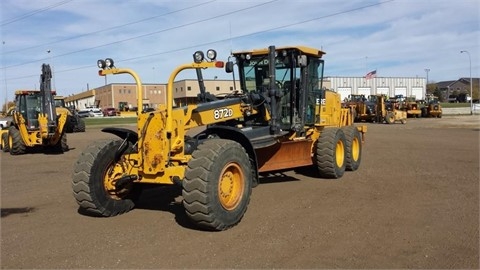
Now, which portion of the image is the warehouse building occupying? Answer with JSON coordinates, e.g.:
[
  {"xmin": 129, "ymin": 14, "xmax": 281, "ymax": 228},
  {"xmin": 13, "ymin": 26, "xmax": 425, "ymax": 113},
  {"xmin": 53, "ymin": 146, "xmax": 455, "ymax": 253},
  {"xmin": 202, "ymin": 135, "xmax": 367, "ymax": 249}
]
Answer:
[
  {"xmin": 64, "ymin": 79, "xmax": 237, "ymax": 111},
  {"xmin": 324, "ymin": 76, "xmax": 426, "ymax": 101}
]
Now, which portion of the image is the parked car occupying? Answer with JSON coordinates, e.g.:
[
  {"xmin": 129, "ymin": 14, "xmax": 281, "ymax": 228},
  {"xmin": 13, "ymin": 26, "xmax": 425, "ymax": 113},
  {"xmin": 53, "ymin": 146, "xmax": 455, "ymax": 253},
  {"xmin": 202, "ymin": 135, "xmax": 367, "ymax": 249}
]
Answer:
[
  {"xmin": 77, "ymin": 110, "xmax": 90, "ymax": 118},
  {"xmin": 88, "ymin": 108, "xmax": 103, "ymax": 117},
  {"xmin": 0, "ymin": 117, "xmax": 11, "ymax": 129},
  {"xmin": 103, "ymin": 107, "xmax": 118, "ymax": 117}
]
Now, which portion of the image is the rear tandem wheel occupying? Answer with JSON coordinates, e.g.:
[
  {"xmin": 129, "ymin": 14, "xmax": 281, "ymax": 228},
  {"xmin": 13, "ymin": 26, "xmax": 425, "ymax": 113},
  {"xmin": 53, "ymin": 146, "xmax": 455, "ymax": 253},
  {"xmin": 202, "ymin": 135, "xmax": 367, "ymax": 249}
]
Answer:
[
  {"xmin": 343, "ymin": 126, "xmax": 362, "ymax": 171},
  {"xmin": 1, "ymin": 132, "xmax": 9, "ymax": 152},
  {"xmin": 314, "ymin": 128, "xmax": 347, "ymax": 179}
]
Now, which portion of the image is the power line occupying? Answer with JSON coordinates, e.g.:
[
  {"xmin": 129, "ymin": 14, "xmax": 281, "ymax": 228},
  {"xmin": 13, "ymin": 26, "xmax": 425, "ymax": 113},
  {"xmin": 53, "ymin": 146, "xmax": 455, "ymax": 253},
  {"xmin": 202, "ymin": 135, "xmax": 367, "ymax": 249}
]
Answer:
[
  {"xmin": 1, "ymin": 0, "xmax": 75, "ymax": 26},
  {"xmin": 3, "ymin": 0, "xmax": 279, "ymax": 69},
  {"xmin": 4, "ymin": 0, "xmax": 395, "ymax": 82},
  {"xmin": 4, "ymin": 0, "xmax": 216, "ymax": 55}
]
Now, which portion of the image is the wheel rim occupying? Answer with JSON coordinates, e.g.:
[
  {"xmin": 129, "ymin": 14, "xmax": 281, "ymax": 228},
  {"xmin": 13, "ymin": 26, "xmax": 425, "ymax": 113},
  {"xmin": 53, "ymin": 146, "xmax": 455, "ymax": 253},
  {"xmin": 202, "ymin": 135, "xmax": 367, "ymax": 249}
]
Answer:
[
  {"xmin": 335, "ymin": 138, "xmax": 345, "ymax": 167},
  {"xmin": 103, "ymin": 162, "xmax": 130, "ymax": 200},
  {"xmin": 351, "ymin": 135, "xmax": 360, "ymax": 162},
  {"xmin": 218, "ymin": 162, "xmax": 245, "ymax": 211}
]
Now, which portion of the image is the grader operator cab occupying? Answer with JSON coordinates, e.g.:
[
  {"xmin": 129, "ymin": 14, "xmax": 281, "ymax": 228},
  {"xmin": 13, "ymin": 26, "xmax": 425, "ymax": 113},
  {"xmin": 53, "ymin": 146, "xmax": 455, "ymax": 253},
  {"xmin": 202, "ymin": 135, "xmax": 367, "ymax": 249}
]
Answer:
[
  {"xmin": 0, "ymin": 64, "xmax": 69, "ymax": 155},
  {"xmin": 72, "ymin": 45, "xmax": 367, "ymax": 231}
]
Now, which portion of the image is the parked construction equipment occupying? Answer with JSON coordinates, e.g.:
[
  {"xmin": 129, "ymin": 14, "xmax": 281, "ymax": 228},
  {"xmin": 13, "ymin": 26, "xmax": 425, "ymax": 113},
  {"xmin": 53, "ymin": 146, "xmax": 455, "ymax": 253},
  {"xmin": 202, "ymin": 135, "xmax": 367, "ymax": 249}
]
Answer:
[
  {"xmin": 54, "ymin": 96, "xmax": 86, "ymax": 132},
  {"xmin": 421, "ymin": 94, "xmax": 442, "ymax": 118},
  {"xmin": 373, "ymin": 94, "xmax": 407, "ymax": 124},
  {"xmin": 72, "ymin": 46, "xmax": 367, "ymax": 230},
  {"xmin": 0, "ymin": 64, "xmax": 69, "ymax": 155},
  {"xmin": 402, "ymin": 96, "xmax": 422, "ymax": 118}
]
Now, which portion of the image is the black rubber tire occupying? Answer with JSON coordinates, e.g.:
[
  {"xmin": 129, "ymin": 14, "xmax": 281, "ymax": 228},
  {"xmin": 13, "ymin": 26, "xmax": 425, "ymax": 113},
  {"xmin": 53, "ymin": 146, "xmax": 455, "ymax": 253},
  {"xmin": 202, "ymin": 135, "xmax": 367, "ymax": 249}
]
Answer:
[
  {"xmin": 65, "ymin": 115, "xmax": 75, "ymax": 133},
  {"xmin": 343, "ymin": 126, "xmax": 362, "ymax": 171},
  {"xmin": 182, "ymin": 139, "xmax": 252, "ymax": 231},
  {"xmin": 73, "ymin": 118, "xmax": 86, "ymax": 132},
  {"xmin": 385, "ymin": 111, "xmax": 395, "ymax": 124},
  {"xmin": 314, "ymin": 128, "xmax": 347, "ymax": 179},
  {"xmin": 8, "ymin": 126, "xmax": 26, "ymax": 155},
  {"xmin": 72, "ymin": 139, "xmax": 138, "ymax": 217},
  {"xmin": 1, "ymin": 132, "xmax": 9, "ymax": 152},
  {"xmin": 52, "ymin": 132, "xmax": 69, "ymax": 153}
]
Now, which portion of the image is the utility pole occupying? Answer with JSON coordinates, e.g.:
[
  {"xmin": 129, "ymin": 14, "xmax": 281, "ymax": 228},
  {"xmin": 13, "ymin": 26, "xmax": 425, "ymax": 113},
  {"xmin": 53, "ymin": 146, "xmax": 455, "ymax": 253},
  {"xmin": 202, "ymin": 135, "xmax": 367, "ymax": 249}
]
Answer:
[
  {"xmin": 424, "ymin": 68, "xmax": 430, "ymax": 99},
  {"xmin": 2, "ymin": 41, "xmax": 7, "ymax": 111},
  {"xmin": 460, "ymin": 50, "xmax": 473, "ymax": 115}
]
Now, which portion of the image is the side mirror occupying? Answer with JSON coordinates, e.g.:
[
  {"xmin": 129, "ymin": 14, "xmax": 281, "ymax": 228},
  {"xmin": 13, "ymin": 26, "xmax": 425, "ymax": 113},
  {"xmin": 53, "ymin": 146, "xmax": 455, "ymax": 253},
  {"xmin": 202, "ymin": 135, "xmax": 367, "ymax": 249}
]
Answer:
[
  {"xmin": 297, "ymin": 55, "xmax": 307, "ymax": 67},
  {"xmin": 225, "ymin": 61, "xmax": 234, "ymax": 73}
]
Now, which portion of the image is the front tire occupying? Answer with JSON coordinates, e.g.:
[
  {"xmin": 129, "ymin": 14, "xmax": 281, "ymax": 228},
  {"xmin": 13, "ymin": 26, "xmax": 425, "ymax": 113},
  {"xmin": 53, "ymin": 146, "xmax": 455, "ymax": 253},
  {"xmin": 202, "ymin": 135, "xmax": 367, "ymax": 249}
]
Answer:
[
  {"xmin": 314, "ymin": 128, "xmax": 347, "ymax": 179},
  {"xmin": 182, "ymin": 139, "xmax": 252, "ymax": 231},
  {"xmin": 52, "ymin": 132, "xmax": 68, "ymax": 153},
  {"xmin": 72, "ymin": 139, "xmax": 138, "ymax": 217},
  {"xmin": 8, "ymin": 126, "xmax": 26, "ymax": 155},
  {"xmin": 385, "ymin": 111, "xmax": 395, "ymax": 124}
]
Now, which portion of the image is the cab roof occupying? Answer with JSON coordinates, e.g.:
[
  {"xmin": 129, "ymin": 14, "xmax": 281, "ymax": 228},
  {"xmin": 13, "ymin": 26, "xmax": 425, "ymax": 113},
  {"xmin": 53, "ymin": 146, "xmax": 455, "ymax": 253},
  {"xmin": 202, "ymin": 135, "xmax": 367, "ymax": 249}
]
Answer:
[
  {"xmin": 232, "ymin": 45, "xmax": 325, "ymax": 58},
  {"xmin": 14, "ymin": 90, "xmax": 57, "ymax": 95}
]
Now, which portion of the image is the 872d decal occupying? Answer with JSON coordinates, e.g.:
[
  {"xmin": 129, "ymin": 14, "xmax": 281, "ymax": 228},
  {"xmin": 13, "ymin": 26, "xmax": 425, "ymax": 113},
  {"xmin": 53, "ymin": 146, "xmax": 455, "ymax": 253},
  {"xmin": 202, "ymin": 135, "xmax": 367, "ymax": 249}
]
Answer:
[{"xmin": 213, "ymin": 108, "xmax": 233, "ymax": 120}]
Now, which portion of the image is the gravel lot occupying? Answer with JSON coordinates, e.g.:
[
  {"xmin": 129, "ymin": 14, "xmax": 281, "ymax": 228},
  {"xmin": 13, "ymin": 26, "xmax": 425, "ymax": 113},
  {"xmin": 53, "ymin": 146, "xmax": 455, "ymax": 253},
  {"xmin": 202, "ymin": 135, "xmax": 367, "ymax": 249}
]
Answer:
[{"xmin": 1, "ymin": 115, "xmax": 479, "ymax": 269}]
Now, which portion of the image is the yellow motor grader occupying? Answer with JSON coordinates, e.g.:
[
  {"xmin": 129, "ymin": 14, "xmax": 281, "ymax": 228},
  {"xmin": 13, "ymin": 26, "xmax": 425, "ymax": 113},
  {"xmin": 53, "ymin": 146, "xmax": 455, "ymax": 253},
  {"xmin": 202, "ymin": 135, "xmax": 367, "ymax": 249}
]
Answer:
[
  {"xmin": 0, "ymin": 64, "xmax": 69, "ymax": 155},
  {"xmin": 72, "ymin": 46, "xmax": 367, "ymax": 230},
  {"xmin": 373, "ymin": 94, "xmax": 407, "ymax": 124}
]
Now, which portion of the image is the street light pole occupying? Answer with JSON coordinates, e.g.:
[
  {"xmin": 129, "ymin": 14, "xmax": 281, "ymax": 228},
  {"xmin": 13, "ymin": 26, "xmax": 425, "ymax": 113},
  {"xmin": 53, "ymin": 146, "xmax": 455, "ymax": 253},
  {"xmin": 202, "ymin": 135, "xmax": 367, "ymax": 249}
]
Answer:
[
  {"xmin": 2, "ymin": 41, "xmax": 7, "ymax": 111},
  {"xmin": 424, "ymin": 68, "xmax": 430, "ymax": 99},
  {"xmin": 460, "ymin": 50, "xmax": 473, "ymax": 115}
]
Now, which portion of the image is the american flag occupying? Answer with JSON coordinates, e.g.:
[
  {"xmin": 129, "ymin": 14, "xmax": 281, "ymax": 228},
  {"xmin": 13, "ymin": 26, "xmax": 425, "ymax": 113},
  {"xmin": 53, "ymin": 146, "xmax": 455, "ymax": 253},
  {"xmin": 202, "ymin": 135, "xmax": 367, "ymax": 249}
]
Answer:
[{"xmin": 365, "ymin": 70, "xmax": 377, "ymax": 80}]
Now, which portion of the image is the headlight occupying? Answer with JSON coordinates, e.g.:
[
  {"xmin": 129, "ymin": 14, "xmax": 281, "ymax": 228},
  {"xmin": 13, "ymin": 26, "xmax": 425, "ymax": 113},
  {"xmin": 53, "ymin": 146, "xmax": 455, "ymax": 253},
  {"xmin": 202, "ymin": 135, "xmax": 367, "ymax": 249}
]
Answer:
[
  {"xmin": 105, "ymin": 58, "xmax": 114, "ymax": 68},
  {"xmin": 193, "ymin": 51, "xmax": 204, "ymax": 63},
  {"xmin": 97, "ymin": 58, "xmax": 114, "ymax": 69},
  {"xmin": 206, "ymin": 49, "xmax": 217, "ymax": 61},
  {"xmin": 97, "ymin": 59, "xmax": 106, "ymax": 69}
]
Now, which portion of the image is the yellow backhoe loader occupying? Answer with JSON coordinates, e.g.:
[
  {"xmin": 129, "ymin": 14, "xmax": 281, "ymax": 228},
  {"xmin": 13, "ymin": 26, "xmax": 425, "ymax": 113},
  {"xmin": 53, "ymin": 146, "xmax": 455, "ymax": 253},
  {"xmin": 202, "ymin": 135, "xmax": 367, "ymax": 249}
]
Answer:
[{"xmin": 1, "ymin": 64, "xmax": 69, "ymax": 155}]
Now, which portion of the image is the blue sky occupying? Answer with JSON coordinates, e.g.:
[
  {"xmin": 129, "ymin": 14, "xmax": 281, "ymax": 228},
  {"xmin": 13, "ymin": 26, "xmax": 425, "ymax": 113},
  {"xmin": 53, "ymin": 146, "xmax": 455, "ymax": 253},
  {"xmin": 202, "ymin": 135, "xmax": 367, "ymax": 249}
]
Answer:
[{"xmin": 1, "ymin": 0, "xmax": 479, "ymax": 103}]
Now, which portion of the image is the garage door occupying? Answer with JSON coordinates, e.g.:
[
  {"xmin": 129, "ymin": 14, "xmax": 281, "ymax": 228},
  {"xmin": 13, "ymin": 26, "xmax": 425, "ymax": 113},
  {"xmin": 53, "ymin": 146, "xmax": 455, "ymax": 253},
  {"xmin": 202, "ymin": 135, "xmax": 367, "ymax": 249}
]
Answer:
[
  {"xmin": 337, "ymin": 87, "xmax": 352, "ymax": 101},
  {"xmin": 376, "ymin": 87, "xmax": 390, "ymax": 97},
  {"xmin": 411, "ymin": 87, "xmax": 423, "ymax": 100},
  {"xmin": 358, "ymin": 87, "xmax": 371, "ymax": 97},
  {"xmin": 394, "ymin": 87, "xmax": 407, "ymax": 97}
]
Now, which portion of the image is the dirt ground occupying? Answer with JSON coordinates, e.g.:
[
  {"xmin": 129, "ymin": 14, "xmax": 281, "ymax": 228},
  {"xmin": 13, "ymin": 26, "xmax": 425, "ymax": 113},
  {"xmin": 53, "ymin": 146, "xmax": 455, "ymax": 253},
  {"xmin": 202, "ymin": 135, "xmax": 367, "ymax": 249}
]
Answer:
[{"xmin": 1, "ymin": 115, "xmax": 479, "ymax": 269}]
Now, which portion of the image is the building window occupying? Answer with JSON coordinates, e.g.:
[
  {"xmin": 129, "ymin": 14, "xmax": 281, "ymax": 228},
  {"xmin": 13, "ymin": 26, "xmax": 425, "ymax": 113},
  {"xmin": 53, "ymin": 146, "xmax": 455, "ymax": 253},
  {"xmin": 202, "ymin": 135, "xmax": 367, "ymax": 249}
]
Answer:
[
  {"xmin": 128, "ymin": 90, "xmax": 131, "ymax": 94},
  {"xmin": 119, "ymin": 90, "xmax": 121, "ymax": 94},
  {"xmin": 216, "ymin": 86, "xmax": 220, "ymax": 91},
  {"xmin": 187, "ymin": 86, "xmax": 191, "ymax": 91},
  {"xmin": 230, "ymin": 86, "xmax": 233, "ymax": 91},
  {"xmin": 181, "ymin": 87, "xmax": 183, "ymax": 92}
]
